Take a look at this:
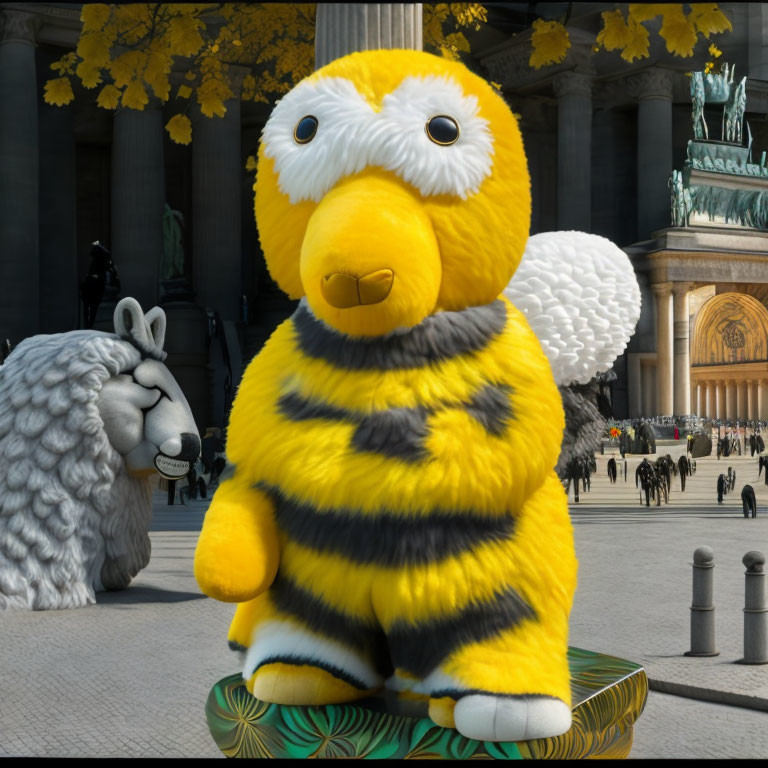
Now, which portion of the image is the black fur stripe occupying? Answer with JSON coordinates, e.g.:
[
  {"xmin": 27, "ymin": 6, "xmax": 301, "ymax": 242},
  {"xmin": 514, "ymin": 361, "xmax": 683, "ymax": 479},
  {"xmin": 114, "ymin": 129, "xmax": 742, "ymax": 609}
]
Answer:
[
  {"xmin": 251, "ymin": 655, "xmax": 372, "ymax": 691},
  {"xmin": 292, "ymin": 298, "xmax": 507, "ymax": 371},
  {"xmin": 429, "ymin": 689, "xmax": 565, "ymax": 703},
  {"xmin": 277, "ymin": 382, "xmax": 514, "ymax": 463},
  {"xmin": 386, "ymin": 586, "xmax": 536, "ymax": 678},
  {"xmin": 258, "ymin": 483, "xmax": 517, "ymax": 567},
  {"xmin": 277, "ymin": 393, "xmax": 429, "ymax": 462}
]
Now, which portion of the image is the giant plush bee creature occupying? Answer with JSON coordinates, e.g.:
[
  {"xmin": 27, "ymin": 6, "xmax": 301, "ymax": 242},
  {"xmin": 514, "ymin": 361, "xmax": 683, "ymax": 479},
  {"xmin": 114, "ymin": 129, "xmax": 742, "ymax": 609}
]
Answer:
[{"xmin": 194, "ymin": 49, "xmax": 597, "ymax": 743}]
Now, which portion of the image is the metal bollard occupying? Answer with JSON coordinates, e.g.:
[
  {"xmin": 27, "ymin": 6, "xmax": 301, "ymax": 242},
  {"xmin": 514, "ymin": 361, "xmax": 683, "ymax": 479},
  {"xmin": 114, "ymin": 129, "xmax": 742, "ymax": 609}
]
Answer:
[
  {"xmin": 737, "ymin": 551, "xmax": 768, "ymax": 664},
  {"xmin": 624, "ymin": 460, "xmax": 628, "ymax": 482},
  {"xmin": 684, "ymin": 546, "xmax": 719, "ymax": 657}
]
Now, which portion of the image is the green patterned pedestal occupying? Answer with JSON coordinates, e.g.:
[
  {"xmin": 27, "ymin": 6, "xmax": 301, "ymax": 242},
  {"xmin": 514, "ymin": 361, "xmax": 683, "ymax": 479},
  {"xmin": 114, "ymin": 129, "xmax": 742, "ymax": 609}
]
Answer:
[{"xmin": 205, "ymin": 647, "xmax": 648, "ymax": 759}]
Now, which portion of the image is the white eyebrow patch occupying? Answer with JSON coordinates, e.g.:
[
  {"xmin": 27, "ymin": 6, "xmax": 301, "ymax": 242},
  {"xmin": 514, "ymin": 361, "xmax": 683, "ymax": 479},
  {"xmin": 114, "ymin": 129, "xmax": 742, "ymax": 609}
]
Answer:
[
  {"xmin": 261, "ymin": 77, "xmax": 376, "ymax": 204},
  {"xmin": 260, "ymin": 74, "xmax": 495, "ymax": 203},
  {"xmin": 374, "ymin": 75, "xmax": 494, "ymax": 199}
]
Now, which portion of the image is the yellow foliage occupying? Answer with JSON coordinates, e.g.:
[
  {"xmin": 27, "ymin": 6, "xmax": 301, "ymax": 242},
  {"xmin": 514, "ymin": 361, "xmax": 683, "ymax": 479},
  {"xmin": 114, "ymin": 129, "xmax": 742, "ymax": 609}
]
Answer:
[
  {"xmin": 628, "ymin": 3, "xmax": 669, "ymax": 23},
  {"xmin": 245, "ymin": 154, "xmax": 257, "ymax": 172},
  {"xmin": 620, "ymin": 19, "xmax": 651, "ymax": 62},
  {"xmin": 122, "ymin": 80, "xmax": 149, "ymax": 111},
  {"xmin": 708, "ymin": 42, "xmax": 723, "ymax": 57},
  {"xmin": 76, "ymin": 31, "xmax": 111, "ymax": 68},
  {"xmin": 596, "ymin": 9, "xmax": 633, "ymax": 51},
  {"xmin": 177, "ymin": 84, "xmax": 192, "ymax": 99},
  {"xmin": 659, "ymin": 5, "xmax": 697, "ymax": 57},
  {"xmin": 529, "ymin": 19, "xmax": 570, "ymax": 69},
  {"xmin": 166, "ymin": 113, "xmax": 193, "ymax": 145},
  {"xmin": 81, "ymin": 3, "xmax": 111, "ymax": 32},
  {"xmin": 169, "ymin": 13, "xmax": 205, "ymax": 57},
  {"xmin": 96, "ymin": 84, "xmax": 121, "ymax": 109},
  {"xmin": 76, "ymin": 60, "xmax": 102, "ymax": 89},
  {"xmin": 110, "ymin": 50, "xmax": 144, "ymax": 89},
  {"xmin": 44, "ymin": 77, "xmax": 75, "ymax": 107},
  {"xmin": 690, "ymin": 3, "xmax": 732, "ymax": 37}
]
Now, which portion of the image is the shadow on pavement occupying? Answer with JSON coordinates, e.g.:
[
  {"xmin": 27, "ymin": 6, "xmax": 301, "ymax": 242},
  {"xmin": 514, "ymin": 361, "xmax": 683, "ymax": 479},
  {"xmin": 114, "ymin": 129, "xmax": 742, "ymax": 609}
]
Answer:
[{"xmin": 97, "ymin": 586, "xmax": 208, "ymax": 605}]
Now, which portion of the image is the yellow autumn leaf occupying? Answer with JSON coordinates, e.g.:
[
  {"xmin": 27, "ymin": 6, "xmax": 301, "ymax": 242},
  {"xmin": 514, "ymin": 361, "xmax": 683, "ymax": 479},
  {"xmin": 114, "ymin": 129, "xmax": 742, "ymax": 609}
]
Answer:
[
  {"xmin": 122, "ymin": 80, "xmax": 149, "ymax": 111},
  {"xmin": 177, "ymin": 84, "xmax": 192, "ymax": 99},
  {"xmin": 77, "ymin": 31, "xmax": 111, "ymax": 68},
  {"xmin": 245, "ymin": 154, "xmax": 257, "ymax": 171},
  {"xmin": 659, "ymin": 6, "xmax": 697, "ymax": 57},
  {"xmin": 529, "ymin": 19, "xmax": 570, "ymax": 69},
  {"xmin": 96, "ymin": 84, "xmax": 121, "ymax": 110},
  {"xmin": 44, "ymin": 77, "xmax": 75, "ymax": 106},
  {"xmin": 628, "ymin": 4, "xmax": 671, "ymax": 23},
  {"xmin": 199, "ymin": 93, "xmax": 226, "ymax": 118},
  {"xmin": 76, "ymin": 61, "xmax": 102, "ymax": 89},
  {"xmin": 110, "ymin": 50, "xmax": 143, "ymax": 88},
  {"xmin": 690, "ymin": 3, "xmax": 732, "ymax": 37},
  {"xmin": 704, "ymin": 61, "xmax": 714, "ymax": 73},
  {"xmin": 708, "ymin": 42, "xmax": 722, "ymax": 57},
  {"xmin": 166, "ymin": 113, "xmax": 192, "ymax": 145},
  {"xmin": 81, "ymin": 3, "xmax": 111, "ymax": 32},
  {"xmin": 241, "ymin": 74, "xmax": 256, "ymax": 100},
  {"xmin": 597, "ymin": 9, "xmax": 633, "ymax": 51},
  {"xmin": 620, "ymin": 18, "xmax": 651, "ymax": 62},
  {"xmin": 169, "ymin": 14, "xmax": 205, "ymax": 57}
]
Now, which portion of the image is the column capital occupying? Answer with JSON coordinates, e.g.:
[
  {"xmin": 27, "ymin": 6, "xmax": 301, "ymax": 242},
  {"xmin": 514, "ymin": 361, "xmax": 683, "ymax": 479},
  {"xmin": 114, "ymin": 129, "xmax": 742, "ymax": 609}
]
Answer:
[
  {"xmin": 652, "ymin": 281, "xmax": 673, "ymax": 298},
  {"xmin": 672, "ymin": 281, "xmax": 695, "ymax": 296},
  {"xmin": 628, "ymin": 67, "xmax": 674, "ymax": 102},
  {"xmin": 552, "ymin": 71, "xmax": 593, "ymax": 100},
  {"xmin": 0, "ymin": 9, "xmax": 40, "ymax": 45}
]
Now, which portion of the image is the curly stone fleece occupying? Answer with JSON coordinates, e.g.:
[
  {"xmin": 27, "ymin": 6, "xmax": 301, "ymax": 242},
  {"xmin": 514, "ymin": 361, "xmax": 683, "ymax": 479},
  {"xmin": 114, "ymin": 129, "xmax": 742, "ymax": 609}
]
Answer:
[{"xmin": 0, "ymin": 331, "xmax": 151, "ymax": 610}]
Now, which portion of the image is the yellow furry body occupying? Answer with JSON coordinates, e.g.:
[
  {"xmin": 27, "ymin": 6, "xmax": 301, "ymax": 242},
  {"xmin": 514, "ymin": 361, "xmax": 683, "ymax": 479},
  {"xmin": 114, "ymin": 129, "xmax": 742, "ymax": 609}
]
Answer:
[
  {"xmin": 195, "ymin": 48, "xmax": 579, "ymax": 730},
  {"xmin": 196, "ymin": 296, "xmax": 576, "ymax": 703}
]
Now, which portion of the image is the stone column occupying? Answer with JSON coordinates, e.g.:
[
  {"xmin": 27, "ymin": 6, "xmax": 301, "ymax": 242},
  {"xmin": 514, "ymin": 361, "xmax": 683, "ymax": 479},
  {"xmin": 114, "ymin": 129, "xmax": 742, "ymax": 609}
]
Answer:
[
  {"xmin": 717, "ymin": 380, "xmax": 726, "ymax": 420},
  {"xmin": 628, "ymin": 354, "xmax": 642, "ymax": 418},
  {"xmin": 641, "ymin": 361, "xmax": 655, "ymax": 416},
  {"xmin": 111, "ymin": 105, "xmax": 165, "ymax": 311},
  {"xmin": 696, "ymin": 382, "xmax": 704, "ymax": 417},
  {"xmin": 631, "ymin": 68, "xmax": 674, "ymax": 238},
  {"xmin": 315, "ymin": 4, "xmax": 422, "ymax": 69},
  {"xmin": 553, "ymin": 72, "xmax": 592, "ymax": 232},
  {"xmin": 0, "ymin": 9, "xmax": 40, "ymax": 344},
  {"xmin": 760, "ymin": 380, "xmax": 768, "ymax": 420},
  {"xmin": 751, "ymin": 381, "xmax": 759, "ymax": 421},
  {"xmin": 37, "ymin": 46, "xmax": 77, "ymax": 333},
  {"xmin": 673, "ymin": 282, "xmax": 692, "ymax": 416},
  {"xmin": 653, "ymin": 283, "xmax": 674, "ymax": 416},
  {"xmin": 738, "ymin": 380, "xmax": 748, "ymax": 421},
  {"xmin": 727, "ymin": 379, "xmax": 737, "ymax": 422},
  {"xmin": 192, "ymin": 66, "xmax": 249, "ymax": 321},
  {"xmin": 707, "ymin": 381, "xmax": 717, "ymax": 419}
]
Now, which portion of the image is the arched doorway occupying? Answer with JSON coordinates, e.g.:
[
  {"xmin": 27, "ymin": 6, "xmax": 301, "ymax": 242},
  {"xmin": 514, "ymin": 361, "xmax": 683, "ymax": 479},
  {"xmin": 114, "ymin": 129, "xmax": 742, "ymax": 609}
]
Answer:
[{"xmin": 691, "ymin": 292, "xmax": 768, "ymax": 420}]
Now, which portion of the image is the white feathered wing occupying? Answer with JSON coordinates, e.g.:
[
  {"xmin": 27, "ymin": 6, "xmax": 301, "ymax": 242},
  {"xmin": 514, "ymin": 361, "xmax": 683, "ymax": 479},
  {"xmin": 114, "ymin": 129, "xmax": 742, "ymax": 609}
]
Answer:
[{"xmin": 503, "ymin": 231, "xmax": 642, "ymax": 387}]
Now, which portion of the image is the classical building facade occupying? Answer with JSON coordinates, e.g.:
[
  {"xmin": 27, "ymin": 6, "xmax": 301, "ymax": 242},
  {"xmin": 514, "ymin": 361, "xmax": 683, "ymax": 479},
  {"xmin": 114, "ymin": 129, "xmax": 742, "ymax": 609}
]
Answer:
[{"xmin": 3, "ymin": 3, "xmax": 768, "ymax": 426}]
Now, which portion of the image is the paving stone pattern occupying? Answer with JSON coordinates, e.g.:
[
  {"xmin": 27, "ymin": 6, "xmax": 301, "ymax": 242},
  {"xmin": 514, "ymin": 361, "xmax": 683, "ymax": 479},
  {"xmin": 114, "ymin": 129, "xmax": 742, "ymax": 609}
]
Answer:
[{"xmin": 3, "ymin": 451, "xmax": 768, "ymax": 758}]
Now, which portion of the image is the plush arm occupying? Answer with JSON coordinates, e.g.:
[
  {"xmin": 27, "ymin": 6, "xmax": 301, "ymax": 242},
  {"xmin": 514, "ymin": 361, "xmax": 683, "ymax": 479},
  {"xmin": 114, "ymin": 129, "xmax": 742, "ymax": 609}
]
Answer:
[{"xmin": 194, "ymin": 471, "xmax": 279, "ymax": 603}]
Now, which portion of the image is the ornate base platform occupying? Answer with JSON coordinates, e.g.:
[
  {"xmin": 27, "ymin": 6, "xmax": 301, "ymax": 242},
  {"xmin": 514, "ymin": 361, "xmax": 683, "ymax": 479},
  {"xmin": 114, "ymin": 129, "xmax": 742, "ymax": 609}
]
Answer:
[{"xmin": 204, "ymin": 647, "xmax": 648, "ymax": 759}]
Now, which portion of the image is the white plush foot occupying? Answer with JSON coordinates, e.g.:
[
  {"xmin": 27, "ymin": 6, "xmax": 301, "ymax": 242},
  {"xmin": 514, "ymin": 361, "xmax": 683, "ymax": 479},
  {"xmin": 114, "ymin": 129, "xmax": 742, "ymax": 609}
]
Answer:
[{"xmin": 453, "ymin": 694, "xmax": 572, "ymax": 742}]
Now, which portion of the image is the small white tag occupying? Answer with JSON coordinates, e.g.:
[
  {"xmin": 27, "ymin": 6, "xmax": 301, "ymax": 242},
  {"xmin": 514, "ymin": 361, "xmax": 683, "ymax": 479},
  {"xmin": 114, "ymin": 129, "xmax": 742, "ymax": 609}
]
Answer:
[{"xmin": 154, "ymin": 453, "xmax": 190, "ymax": 480}]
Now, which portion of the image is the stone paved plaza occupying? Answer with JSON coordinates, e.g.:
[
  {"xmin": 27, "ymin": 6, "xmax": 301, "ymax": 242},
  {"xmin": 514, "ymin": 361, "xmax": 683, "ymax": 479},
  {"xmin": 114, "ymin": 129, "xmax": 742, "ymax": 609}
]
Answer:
[{"xmin": 3, "ymin": 449, "xmax": 768, "ymax": 758}]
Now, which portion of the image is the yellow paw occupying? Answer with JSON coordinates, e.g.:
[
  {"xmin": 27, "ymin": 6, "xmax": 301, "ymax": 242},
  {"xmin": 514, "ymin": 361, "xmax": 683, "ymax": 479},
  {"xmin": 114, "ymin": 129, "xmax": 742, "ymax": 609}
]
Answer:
[
  {"xmin": 428, "ymin": 696, "xmax": 457, "ymax": 729},
  {"xmin": 246, "ymin": 662, "xmax": 379, "ymax": 705}
]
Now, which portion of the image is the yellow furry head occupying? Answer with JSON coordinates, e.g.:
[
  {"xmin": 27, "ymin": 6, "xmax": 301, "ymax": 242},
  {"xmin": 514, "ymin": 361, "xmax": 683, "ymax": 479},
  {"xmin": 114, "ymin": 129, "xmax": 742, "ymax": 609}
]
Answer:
[{"xmin": 255, "ymin": 49, "xmax": 531, "ymax": 337}]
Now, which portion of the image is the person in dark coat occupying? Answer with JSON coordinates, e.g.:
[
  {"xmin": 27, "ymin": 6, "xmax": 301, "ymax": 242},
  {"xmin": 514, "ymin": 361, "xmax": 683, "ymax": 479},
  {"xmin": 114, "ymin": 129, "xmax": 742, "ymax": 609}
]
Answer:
[{"xmin": 81, "ymin": 241, "xmax": 120, "ymax": 328}]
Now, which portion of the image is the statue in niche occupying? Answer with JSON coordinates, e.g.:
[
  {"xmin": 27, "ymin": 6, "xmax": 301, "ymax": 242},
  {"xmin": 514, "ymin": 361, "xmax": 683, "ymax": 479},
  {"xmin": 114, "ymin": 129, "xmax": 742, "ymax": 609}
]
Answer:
[
  {"xmin": 724, "ymin": 77, "xmax": 747, "ymax": 144},
  {"xmin": 691, "ymin": 71, "xmax": 708, "ymax": 139},
  {"xmin": 669, "ymin": 170, "xmax": 691, "ymax": 227}
]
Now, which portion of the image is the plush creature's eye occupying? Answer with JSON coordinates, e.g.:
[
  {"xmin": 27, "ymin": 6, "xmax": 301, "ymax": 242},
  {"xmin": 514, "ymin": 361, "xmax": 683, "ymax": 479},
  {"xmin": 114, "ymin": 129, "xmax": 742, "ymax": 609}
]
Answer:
[
  {"xmin": 294, "ymin": 115, "xmax": 318, "ymax": 144},
  {"xmin": 425, "ymin": 115, "xmax": 460, "ymax": 145}
]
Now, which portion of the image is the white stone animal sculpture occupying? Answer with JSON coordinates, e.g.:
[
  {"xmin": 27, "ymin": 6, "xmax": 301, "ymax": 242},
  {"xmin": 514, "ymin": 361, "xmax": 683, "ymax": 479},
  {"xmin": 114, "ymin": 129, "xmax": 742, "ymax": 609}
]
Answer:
[{"xmin": 0, "ymin": 298, "xmax": 200, "ymax": 610}]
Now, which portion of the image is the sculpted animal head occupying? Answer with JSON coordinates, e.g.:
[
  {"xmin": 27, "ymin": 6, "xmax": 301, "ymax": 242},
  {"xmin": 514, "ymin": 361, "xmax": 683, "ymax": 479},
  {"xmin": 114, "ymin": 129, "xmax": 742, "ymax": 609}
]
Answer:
[
  {"xmin": 100, "ymin": 298, "xmax": 200, "ymax": 478},
  {"xmin": 255, "ymin": 49, "xmax": 530, "ymax": 337}
]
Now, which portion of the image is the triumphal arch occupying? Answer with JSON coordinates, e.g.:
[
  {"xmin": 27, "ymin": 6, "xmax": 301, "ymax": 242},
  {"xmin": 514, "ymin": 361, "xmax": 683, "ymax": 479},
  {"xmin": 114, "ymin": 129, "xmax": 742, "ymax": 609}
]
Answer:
[{"xmin": 626, "ymin": 63, "xmax": 768, "ymax": 421}]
